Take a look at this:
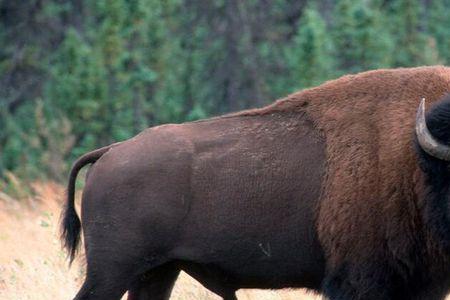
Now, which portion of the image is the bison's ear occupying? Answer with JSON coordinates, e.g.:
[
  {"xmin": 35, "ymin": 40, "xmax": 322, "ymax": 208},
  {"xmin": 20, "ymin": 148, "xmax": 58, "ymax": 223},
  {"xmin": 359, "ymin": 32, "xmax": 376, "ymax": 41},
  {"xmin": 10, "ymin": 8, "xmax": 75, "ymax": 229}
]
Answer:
[{"xmin": 416, "ymin": 98, "xmax": 450, "ymax": 161}]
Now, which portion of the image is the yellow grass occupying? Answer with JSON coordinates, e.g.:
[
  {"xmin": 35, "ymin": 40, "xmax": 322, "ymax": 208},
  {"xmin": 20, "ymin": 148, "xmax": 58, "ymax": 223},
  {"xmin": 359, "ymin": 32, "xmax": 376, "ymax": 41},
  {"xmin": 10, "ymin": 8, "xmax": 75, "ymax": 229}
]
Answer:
[{"xmin": 0, "ymin": 182, "xmax": 319, "ymax": 299}]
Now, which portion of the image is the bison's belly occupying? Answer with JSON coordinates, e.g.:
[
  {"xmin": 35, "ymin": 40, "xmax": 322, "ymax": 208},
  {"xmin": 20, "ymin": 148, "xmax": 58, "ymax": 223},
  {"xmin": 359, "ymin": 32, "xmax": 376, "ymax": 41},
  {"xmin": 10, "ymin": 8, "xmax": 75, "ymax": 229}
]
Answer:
[
  {"xmin": 177, "ymin": 214, "xmax": 325, "ymax": 290},
  {"xmin": 217, "ymin": 228, "xmax": 325, "ymax": 289}
]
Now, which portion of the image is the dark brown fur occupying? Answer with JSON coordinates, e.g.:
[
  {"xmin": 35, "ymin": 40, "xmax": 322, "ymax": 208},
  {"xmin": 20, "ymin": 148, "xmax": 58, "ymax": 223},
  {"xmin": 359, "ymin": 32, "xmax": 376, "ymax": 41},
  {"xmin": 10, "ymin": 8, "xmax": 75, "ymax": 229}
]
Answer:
[{"xmin": 62, "ymin": 66, "xmax": 450, "ymax": 300}]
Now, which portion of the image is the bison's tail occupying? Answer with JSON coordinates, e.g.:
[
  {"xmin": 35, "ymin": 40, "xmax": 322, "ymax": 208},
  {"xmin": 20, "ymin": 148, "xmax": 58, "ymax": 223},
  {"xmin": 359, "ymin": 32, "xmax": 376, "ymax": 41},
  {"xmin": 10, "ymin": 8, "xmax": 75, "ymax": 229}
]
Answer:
[{"xmin": 61, "ymin": 142, "xmax": 121, "ymax": 264}]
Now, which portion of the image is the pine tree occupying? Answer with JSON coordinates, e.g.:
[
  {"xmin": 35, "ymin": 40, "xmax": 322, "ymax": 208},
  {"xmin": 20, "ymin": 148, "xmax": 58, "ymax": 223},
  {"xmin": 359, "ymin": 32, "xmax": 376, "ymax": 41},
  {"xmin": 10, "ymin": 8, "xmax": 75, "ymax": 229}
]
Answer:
[
  {"xmin": 333, "ymin": 0, "xmax": 393, "ymax": 73},
  {"xmin": 428, "ymin": 0, "xmax": 450, "ymax": 64},
  {"xmin": 45, "ymin": 28, "xmax": 108, "ymax": 157},
  {"xmin": 389, "ymin": 0, "xmax": 441, "ymax": 66},
  {"xmin": 288, "ymin": 3, "xmax": 334, "ymax": 88}
]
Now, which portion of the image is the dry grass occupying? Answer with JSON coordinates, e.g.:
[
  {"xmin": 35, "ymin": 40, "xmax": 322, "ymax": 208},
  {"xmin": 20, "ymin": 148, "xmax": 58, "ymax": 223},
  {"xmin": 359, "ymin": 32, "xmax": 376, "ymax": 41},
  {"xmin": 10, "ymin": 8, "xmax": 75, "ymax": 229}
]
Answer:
[
  {"xmin": 0, "ymin": 182, "xmax": 320, "ymax": 299},
  {"xmin": 0, "ymin": 183, "xmax": 81, "ymax": 300}
]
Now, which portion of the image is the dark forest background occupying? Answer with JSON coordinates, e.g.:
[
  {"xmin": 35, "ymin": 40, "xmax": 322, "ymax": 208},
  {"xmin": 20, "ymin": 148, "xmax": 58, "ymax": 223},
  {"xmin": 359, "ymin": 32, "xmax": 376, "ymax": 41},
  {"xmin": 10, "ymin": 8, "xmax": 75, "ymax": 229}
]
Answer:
[{"xmin": 1, "ymin": 0, "xmax": 449, "ymax": 188}]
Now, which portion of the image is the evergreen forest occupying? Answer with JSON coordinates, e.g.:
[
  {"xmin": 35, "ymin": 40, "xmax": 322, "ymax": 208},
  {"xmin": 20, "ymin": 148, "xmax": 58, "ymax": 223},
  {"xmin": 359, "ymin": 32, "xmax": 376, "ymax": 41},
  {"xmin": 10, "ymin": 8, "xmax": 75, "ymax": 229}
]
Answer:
[{"xmin": 1, "ymin": 0, "xmax": 450, "ymax": 184}]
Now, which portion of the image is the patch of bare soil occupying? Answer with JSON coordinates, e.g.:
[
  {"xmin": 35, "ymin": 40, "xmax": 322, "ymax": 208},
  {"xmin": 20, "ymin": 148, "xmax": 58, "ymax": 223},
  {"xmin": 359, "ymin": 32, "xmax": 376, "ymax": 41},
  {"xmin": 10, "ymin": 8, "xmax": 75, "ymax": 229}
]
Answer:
[{"xmin": 0, "ymin": 182, "xmax": 321, "ymax": 299}]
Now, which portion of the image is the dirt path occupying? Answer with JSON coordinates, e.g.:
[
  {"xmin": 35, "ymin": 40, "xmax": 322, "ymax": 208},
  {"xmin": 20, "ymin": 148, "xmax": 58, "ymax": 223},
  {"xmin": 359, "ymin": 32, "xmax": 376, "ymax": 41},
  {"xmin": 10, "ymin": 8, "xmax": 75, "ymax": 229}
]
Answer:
[{"xmin": 0, "ymin": 182, "xmax": 320, "ymax": 300}]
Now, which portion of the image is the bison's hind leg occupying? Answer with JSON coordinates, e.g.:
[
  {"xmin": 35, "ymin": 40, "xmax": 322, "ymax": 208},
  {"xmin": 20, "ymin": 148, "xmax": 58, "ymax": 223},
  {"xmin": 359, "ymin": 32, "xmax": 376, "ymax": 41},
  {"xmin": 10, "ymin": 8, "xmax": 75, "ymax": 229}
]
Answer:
[
  {"xmin": 126, "ymin": 263, "xmax": 238, "ymax": 300},
  {"xmin": 74, "ymin": 256, "xmax": 172, "ymax": 300},
  {"xmin": 73, "ymin": 233, "xmax": 171, "ymax": 300},
  {"xmin": 73, "ymin": 252, "xmax": 170, "ymax": 300},
  {"xmin": 127, "ymin": 263, "xmax": 180, "ymax": 300},
  {"xmin": 74, "ymin": 264, "xmax": 133, "ymax": 300}
]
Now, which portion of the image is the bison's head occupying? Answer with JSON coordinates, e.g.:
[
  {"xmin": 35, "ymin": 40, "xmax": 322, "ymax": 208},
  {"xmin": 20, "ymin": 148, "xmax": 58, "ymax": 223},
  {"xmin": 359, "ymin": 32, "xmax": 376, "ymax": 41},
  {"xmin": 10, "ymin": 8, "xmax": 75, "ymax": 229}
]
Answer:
[{"xmin": 415, "ymin": 94, "xmax": 450, "ymax": 246}]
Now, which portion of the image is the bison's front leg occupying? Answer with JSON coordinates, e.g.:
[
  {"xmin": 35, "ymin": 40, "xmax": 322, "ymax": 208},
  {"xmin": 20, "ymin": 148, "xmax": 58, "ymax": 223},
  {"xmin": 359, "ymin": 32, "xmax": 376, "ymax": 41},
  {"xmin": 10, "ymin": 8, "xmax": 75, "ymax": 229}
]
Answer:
[
  {"xmin": 322, "ymin": 263, "xmax": 450, "ymax": 300},
  {"xmin": 321, "ymin": 265, "xmax": 398, "ymax": 300},
  {"xmin": 409, "ymin": 282, "xmax": 449, "ymax": 300}
]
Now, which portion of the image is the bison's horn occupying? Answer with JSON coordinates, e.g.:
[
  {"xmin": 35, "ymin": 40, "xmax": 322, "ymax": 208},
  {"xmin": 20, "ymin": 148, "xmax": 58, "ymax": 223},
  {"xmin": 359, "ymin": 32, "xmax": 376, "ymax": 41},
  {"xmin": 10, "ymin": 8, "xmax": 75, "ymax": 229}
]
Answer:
[{"xmin": 416, "ymin": 98, "xmax": 450, "ymax": 161}]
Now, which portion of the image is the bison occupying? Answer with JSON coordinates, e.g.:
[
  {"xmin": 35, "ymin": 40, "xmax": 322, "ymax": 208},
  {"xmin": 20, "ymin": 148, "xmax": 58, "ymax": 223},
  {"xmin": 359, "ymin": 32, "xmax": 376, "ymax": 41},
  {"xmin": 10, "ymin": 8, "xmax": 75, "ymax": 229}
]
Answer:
[{"xmin": 62, "ymin": 66, "xmax": 450, "ymax": 300}]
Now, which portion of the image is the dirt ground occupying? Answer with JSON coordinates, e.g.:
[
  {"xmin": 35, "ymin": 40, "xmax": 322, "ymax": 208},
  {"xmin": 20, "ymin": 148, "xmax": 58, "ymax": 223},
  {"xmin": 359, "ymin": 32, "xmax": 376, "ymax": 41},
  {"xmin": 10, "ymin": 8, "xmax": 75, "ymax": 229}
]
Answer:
[{"xmin": 0, "ymin": 182, "xmax": 321, "ymax": 300}]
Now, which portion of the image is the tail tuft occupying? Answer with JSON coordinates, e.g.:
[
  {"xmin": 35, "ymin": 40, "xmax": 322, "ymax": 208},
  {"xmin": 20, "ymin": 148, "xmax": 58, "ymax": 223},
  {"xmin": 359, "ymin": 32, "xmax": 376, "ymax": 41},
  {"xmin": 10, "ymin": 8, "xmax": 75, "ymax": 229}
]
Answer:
[{"xmin": 61, "ymin": 195, "xmax": 81, "ymax": 264}]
